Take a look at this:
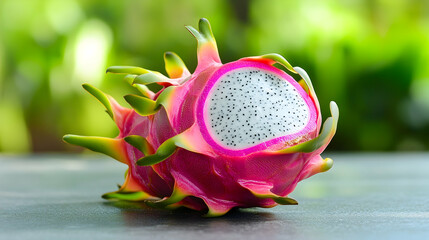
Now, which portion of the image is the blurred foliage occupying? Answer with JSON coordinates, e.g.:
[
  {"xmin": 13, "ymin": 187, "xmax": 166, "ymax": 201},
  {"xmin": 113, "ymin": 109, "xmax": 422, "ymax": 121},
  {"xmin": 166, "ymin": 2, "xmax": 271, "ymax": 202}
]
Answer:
[{"xmin": 1, "ymin": 0, "xmax": 429, "ymax": 152}]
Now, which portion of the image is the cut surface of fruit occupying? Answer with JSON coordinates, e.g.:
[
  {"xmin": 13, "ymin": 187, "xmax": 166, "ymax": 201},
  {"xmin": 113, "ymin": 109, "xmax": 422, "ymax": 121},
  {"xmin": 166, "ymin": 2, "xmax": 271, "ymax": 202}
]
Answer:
[{"xmin": 198, "ymin": 61, "xmax": 317, "ymax": 154}]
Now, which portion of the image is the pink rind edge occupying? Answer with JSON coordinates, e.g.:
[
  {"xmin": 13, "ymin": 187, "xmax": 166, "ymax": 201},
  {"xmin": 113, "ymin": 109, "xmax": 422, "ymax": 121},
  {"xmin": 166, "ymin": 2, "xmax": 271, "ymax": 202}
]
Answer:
[{"xmin": 196, "ymin": 60, "xmax": 318, "ymax": 157}]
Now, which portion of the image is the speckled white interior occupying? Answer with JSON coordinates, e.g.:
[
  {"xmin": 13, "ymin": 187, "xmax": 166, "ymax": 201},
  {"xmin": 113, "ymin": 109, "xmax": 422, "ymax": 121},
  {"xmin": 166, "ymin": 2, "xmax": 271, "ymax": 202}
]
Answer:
[{"xmin": 205, "ymin": 67, "xmax": 310, "ymax": 149}]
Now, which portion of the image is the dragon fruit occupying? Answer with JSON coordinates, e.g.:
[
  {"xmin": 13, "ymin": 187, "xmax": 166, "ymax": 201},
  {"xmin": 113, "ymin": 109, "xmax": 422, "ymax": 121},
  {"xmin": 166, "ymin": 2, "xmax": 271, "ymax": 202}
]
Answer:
[{"xmin": 63, "ymin": 18, "xmax": 339, "ymax": 217}]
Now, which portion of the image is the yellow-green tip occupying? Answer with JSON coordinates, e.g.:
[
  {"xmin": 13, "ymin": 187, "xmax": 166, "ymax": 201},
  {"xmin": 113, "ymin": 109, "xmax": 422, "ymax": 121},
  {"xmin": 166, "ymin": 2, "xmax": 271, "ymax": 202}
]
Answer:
[{"xmin": 321, "ymin": 158, "xmax": 334, "ymax": 172}]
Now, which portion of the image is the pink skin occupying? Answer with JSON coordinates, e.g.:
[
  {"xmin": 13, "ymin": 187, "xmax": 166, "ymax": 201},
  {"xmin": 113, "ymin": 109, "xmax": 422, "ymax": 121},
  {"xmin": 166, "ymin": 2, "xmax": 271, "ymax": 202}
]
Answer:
[
  {"xmin": 164, "ymin": 141, "xmax": 332, "ymax": 212},
  {"xmin": 112, "ymin": 103, "xmax": 173, "ymax": 198},
  {"xmin": 154, "ymin": 141, "xmax": 331, "ymax": 213},
  {"xmin": 167, "ymin": 65, "xmax": 220, "ymax": 133},
  {"xmin": 169, "ymin": 150, "xmax": 278, "ymax": 211}
]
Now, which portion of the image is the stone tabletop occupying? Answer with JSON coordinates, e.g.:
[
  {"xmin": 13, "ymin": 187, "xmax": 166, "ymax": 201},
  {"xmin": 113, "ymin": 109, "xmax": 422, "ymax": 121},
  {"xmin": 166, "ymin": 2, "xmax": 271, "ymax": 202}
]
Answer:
[{"xmin": 1, "ymin": 153, "xmax": 429, "ymax": 240}]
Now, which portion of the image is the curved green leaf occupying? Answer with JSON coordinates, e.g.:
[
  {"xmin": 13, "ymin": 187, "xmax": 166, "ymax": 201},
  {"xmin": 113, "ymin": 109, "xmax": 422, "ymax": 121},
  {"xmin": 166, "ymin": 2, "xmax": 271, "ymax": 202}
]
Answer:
[
  {"xmin": 273, "ymin": 196, "xmax": 298, "ymax": 205},
  {"xmin": 102, "ymin": 191, "xmax": 151, "ymax": 201},
  {"xmin": 164, "ymin": 51, "xmax": 189, "ymax": 78},
  {"xmin": 259, "ymin": 53, "xmax": 297, "ymax": 74},
  {"xmin": 63, "ymin": 135, "xmax": 126, "ymax": 163},
  {"xmin": 124, "ymin": 94, "xmax": 159, "ymax": 116},
  {"xmin": 123, "ymin": 74, "xmax": 137, "ymax": 85},
  {"xmin": 294, "ymin": 67, "xmax": 316, "ymax": 99},
  {"xmin": 124, "ymin": 135, "xmax": 153, "ymax": 156},
  {"xmin": 133, "ymin": 72, "xmax": 177, "ymax": 86},
  {"xmin": 136, "ymin": 137, "xmax": 179, "ymax": 166},
  {"xmin": 124, "ymin": 86, "xmax": 176, "ymax": 116},
  {"xmin": 185, "ymin": 18, "xmax": 215, "ymax": 44},
  {"xmin": 106, "ymin": 66, "xmax": 150, "ymax": 75},
  {"xmin": 145, "ymin": 187, "xmax": 188, "ymax": 208},
  {"xmin": 82, "ymin": 83, "xmax": 114, "ymax": 119}
]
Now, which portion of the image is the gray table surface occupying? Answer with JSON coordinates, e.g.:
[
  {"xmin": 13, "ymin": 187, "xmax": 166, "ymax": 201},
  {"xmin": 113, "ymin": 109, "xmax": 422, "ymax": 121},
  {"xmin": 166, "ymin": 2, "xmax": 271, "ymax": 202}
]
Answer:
[{"xmin": 1, "ymin": 153, "xmax": 429, "ymax": 240}]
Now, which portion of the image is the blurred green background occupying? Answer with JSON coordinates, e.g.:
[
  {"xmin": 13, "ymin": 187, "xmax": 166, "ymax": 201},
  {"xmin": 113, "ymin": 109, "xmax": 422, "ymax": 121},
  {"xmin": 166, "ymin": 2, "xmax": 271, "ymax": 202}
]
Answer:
[{"xmin": 1, "ymin": 0, "xmax": 429, "ymax": 153}]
